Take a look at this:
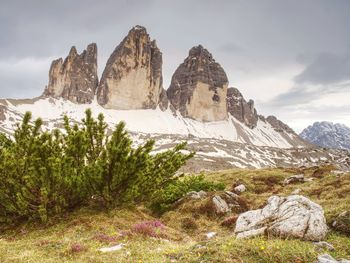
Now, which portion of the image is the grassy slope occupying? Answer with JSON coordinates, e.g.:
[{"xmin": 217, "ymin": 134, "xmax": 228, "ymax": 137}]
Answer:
[{"xmin": 0, "ymin": 167, "xmax": 349, "ymax": 263}]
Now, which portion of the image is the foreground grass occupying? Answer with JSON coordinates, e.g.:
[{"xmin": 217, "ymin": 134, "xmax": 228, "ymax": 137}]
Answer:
[{"xmin": 0, "ymin": 167, "xmax": 349, "ymax": 262}]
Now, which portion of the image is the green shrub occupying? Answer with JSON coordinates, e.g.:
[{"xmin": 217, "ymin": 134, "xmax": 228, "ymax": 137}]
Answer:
[
  {"xmin": 149, "ymin": 174, "xmax": 225, "ymax": 214},
  {"xmin": 0, "ymin": 109, "xmax": 193, "ymax": 224}
]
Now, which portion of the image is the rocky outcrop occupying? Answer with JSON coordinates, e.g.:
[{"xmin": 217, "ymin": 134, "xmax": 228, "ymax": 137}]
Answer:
[
  {"xmin": 234, "ymin": 195, "xmax": 328, "ymax": 241},
  {"xmin": 97, "ymin": 25, "xmax": 166, "ymax": 110},
  {"xmin": 264, "ymin": 115, "xmax": 296, "ymax": 134},
  {"xmin": 227, "ymin": 87, "xmax": 258, "ymax": 128},
  {"xmin": 167, "ymin": 45, "xmax": 228, "ymax": 122},
  {"xmin": 43, "ymin": 43, "xmax": 98, "ymax": 103}
]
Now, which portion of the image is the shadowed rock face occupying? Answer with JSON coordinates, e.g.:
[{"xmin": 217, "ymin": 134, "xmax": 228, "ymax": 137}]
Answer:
[
  {"xmin": 97, "ymin": 25, "xmax": 166, "ymax": 110},
  {"xmin": 43, "ymin": 43, "xmax": 98, "ymax": 103},
  {"xmin": 167, "ymin": 45, "xmax": 228, "ymax": 122},
  {"xmin": 227, "ymin": 87, "xmax": 258, "ymax": 128}
]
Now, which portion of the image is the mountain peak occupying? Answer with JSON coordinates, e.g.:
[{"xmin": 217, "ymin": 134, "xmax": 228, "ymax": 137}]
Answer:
[
  {"xmin": 68, "ymin": 46, "xmax": 78, "ymax": 57},
  {"xmin": 42, "ymin": 43, "xmax": 98, "ymax": 103},
  {"xmin": 96, "ymin": 25, "xmax": 166, "ymax": 110},
  {"xmin": 300, "ymin": 121, "xmax": 350, "ymax": 150},
  {"xmin": 226, "ymin": 87, "xmax": 258, "ymax": 128},
  {"xmin": 132, "ymin": 25, "xmax": 147, "ymax": 31},
  {"xmin": 167, "ymin": 46, "xmax": 228, "ymax": 122}
]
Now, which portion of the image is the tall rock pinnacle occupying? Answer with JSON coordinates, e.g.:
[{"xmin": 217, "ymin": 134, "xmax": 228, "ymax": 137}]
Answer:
[
  {"xmin": 227, "ymin": 87, "xmax": 258, "ymax": 128},
  {"xmin": 97, "ymin": 25, "xmax": 167, "ymax": 110},
  {"xmin": 167, "ymin": 45, "xmax": 228, "ymax": 122},
  {"xmin": 43, "ymin": 43, "xmax": 98, "ymax": 103}
]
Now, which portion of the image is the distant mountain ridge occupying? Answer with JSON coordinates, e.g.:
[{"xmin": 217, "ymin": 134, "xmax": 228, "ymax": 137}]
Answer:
[{"xmin": 300, "ymin": 121, "xmax": 350, "ymax": 150}]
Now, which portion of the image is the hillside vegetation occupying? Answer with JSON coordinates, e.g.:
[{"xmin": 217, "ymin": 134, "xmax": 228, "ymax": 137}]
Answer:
[{"xmin": 1, "ymin": 166, "xmax": 349, "ymax": 263}]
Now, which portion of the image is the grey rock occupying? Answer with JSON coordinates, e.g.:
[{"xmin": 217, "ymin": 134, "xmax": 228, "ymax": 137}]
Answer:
[
  {"xmin": 187, "ymin": 190, "xmax": 207, "ymax": 199},
  {"xmin": 97, "ymin": 25, "xmax": 164, "ymax": 110},
  {"xmin": 234, "ymin": 195, "xmax": 328, "ymax": 241},
  {"xmin": 314, "ymin": 241, "xmax": 335, "ymax": 251},
  {"xmin": 283, "ymin": 174, "xmax": 305, "ymax": 185},
  {"xmin": 212, "ymin": 195, "xmax": 230, "ymax": 214},
  {"xmin": 225, "ymin": 191, "xmax": 240, "ymax": 199},
  {"xmin": 43, "ymin": 43, "xmax": 98, "ymax": 103},
  {"xmin": 234, "ymin": 184, "xmax": 246, "ymax": 193},
  {"xmin": 227, "ymin": 87, "xmax": 258, "ymax": 128},
  {"xmin": 167, "ymin": 45, "xmax": 229, "ymax": 122}
]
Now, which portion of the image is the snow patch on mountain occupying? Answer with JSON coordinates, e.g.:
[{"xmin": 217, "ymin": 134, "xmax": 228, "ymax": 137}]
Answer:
[{"xmin": 1, "ymin": 97, "xmax": 302, "ymax": 148}]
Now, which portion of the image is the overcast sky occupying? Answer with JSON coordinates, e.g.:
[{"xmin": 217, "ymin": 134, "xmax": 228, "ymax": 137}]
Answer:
[{"xmin": 1, "ymin": 0, "xmax": 350, "ymax": 132}]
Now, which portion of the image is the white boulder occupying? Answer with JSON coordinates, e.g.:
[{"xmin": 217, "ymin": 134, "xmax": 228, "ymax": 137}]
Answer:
[
  {"xmin": 234, "ymin": 184, "xmax": 246, "ymax": 193},
  {"xmin": 234, "ymin": 195, "xmax": 328, "ymax": 241}
]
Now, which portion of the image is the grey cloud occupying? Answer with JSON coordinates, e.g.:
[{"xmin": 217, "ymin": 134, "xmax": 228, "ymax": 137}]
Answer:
[
  {"xmin": 0, "ymin": 0, "xmax": 154, "ymax": 59},
  {"xmin": 294, "ymin": 51, "xmax": 350, "ymax": 85},
  {"xmin": 268, "ymin": 82, "xmax": 350, "ymax": 107},
  {"xmin": 218, "ymin": 43, "xmax": 244, "ymax": 53}
]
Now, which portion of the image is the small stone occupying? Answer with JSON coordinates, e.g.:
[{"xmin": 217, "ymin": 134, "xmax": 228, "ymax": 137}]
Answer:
[
  {"xmin": 212, "ymin": 195, "xmax": 230, "ymax": 214},
  {"xmin": 314, "ymin": 241, "xmax": 335, "ymax": 251},
  {"xmin": 99, "ymin": 243, "xmax": 125, "ymax": 252},
  {"xmin": 205, "ymin": 232, "xmax": 217, "ymax": 239},
  {"xmin": 225, "ymin": 191, "xmax": 239, "ymax": 199},
  {"xmin": 234, "ymin": 184, "xmax": 246, "ymax": 193},
  {"xmin": 283, "ymin": 174, "xmax": 305, "ymax": 185}
]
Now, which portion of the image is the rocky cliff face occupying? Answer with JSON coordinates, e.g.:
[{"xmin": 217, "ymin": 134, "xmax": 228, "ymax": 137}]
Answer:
[
  {"xmin": 97, "ymin": 26, "xmax": 166, "ymax": 110},
  {"xmin": 300, "ymin": 122, "xmax": 350, "ymax": 150},
  {"xmin": 167, "ymin": 45, "xmax": 228, "ymax": 122},
  {"xmin": 227, "ymin": 87, "xmax": 258, "ymax": 128},
  {"xmin": 43, "ymin": 43, "xmax": 98, "ymax": 103}
]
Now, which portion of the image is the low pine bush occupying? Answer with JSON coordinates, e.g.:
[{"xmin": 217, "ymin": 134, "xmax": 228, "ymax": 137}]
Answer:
[
  {"xmin": 0, "ymin": 109, "xmax": 194, "ymax": 225},
  {"xmin": 149, "ymin": 174, "xmax": 225, "ymax": 214}
]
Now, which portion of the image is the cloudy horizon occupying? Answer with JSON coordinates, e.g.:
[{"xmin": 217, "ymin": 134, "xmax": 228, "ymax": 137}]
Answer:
[{"xmin": 1, "ymin": 0, "xmax": 350, "ymax": 132}]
